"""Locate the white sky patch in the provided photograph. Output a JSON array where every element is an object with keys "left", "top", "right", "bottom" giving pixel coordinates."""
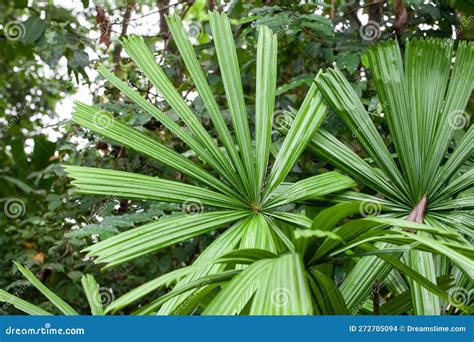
[
  {"left": 359, "top": 13, "right": 369, "bottom": 25},
  {"left": 48, "top": 0, "right": 171, "bottom": 144}
]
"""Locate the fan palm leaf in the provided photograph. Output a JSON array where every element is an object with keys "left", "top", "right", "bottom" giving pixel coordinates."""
[
  {"left": 2, "top": 209, "right": 470, "bottom": 315},
  {"left": 305, "top": 38, "right": 473, "bottom": 315},
  {"left": 64, "top": 12, "right": 355, "bottom": 313}
]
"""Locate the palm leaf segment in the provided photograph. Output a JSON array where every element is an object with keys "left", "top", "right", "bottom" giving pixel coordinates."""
[
  {"left": 97, "top": 213, "right": 469, "bottom": 315},
  {"left": 65, "top": 12, "right": 355, "bottom": 312},
  {"left": 2, "top": 214, "right": 470, "bottom": 315},
  {"left": 307, "top": 38, "right": 473, "bottom": 314},
  {"left": 0, "top": 263, "right": 104, "bottom": 316}
]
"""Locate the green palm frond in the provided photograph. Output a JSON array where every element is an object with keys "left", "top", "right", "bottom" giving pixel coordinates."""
[
  {"left": 0, "top": 263, "right": 107, "bottom": 316},
  {"left": 63, "top": 12, "right": 354, "bottom": 314},
  {"left": 2, "top": 207, "right": 470, "bottom": 315},
  {"left": 307, "top": 38, "right": 473, "bottom": 315},
  {"left": 13, "top": 262, "right": 78, "bottom": 315},
  {"left": 150, "top": 211, "right": 470, "bottom": 315},
  {"left": 4, "top": 13, "right": 471, "bottom": 317}
]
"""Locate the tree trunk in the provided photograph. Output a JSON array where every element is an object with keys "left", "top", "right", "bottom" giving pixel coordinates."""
[{"left": 113, "top": 1, "right": 134, "bottom": 74}]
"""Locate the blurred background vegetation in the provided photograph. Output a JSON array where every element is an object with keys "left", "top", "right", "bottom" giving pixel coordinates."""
[{"left": 1, "top": 0, "right": 473, "bottom": 314}]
